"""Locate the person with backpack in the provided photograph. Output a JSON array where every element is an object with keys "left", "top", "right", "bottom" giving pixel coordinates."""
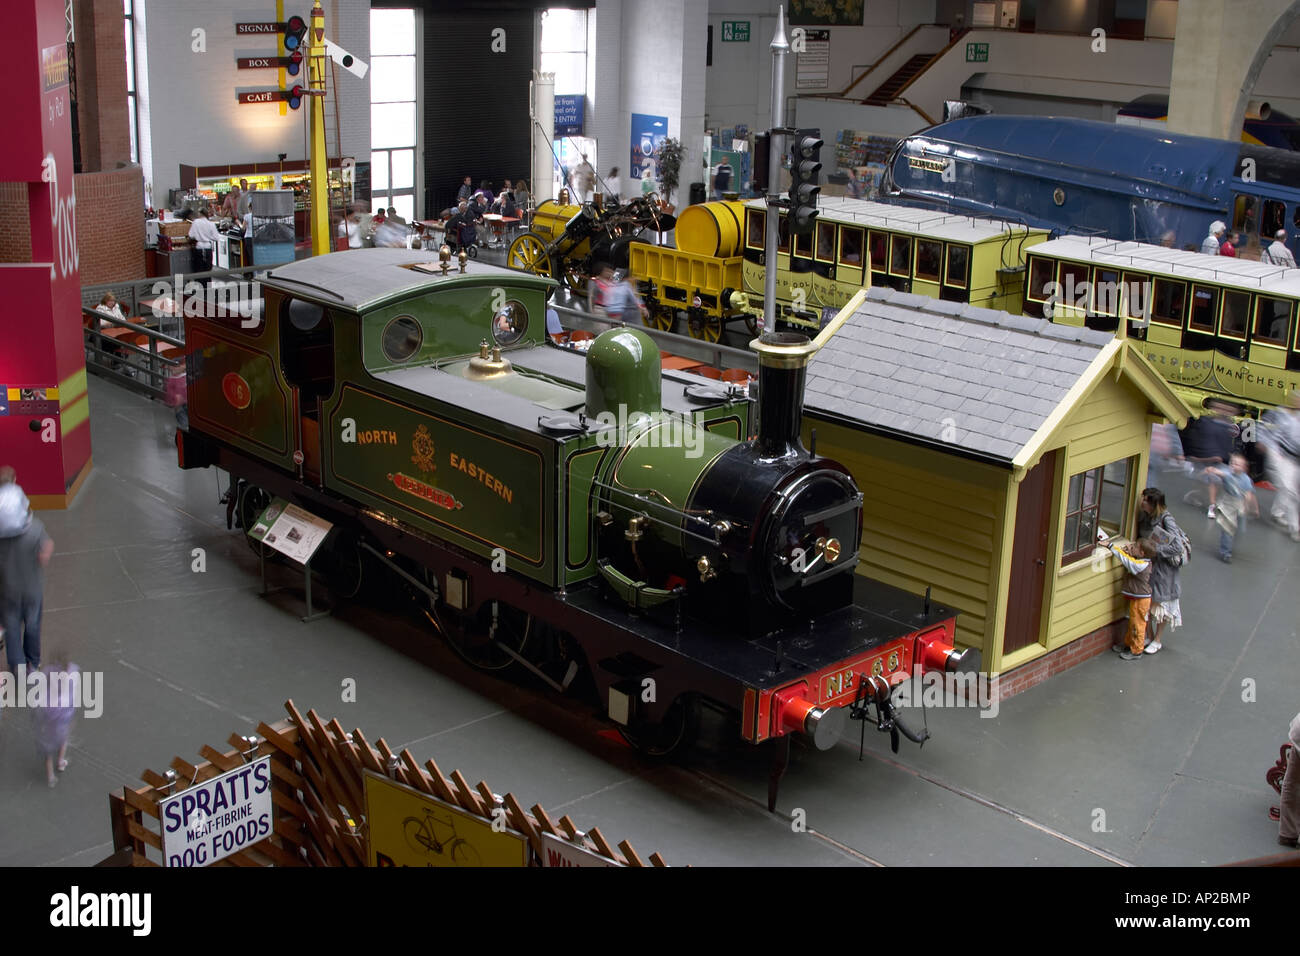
[{"left": 1136, "top": 487, "right": 1189, "bottom": 655}]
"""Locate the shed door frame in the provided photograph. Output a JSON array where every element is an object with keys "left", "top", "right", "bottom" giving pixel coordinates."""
[{"left": 1002, "top": 449, "right": 1058, "bottom": 656}]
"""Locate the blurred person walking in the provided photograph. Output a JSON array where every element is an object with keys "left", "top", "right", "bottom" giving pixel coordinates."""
[
  {"left": 1180, "top": 401, "right": 1238, "bottom": 518},
  {"left": 1205, "top": 453, "right": 1258, "bottom": 562},
  {"left": 0, "top": 467, "right": 54, "bottom": 672},
  {"left": 32, "top": 654, "right": 80, "bottom": 788},
  {"left": 1260, "top": 391, "right": 1300, "bottom": 541}
]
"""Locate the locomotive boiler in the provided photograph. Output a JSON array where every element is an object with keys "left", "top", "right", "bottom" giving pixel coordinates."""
[{"left": 175, "top": 248, "right": 977, "bottom": 808}]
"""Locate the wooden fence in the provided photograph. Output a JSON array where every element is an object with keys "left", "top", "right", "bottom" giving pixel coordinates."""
[{"left": 109, "top": 699, "right": 667, "bottom": 867}]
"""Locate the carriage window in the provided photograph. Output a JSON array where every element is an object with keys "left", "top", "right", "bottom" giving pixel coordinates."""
[
  {"left": 1189, "top": 285, "right": 1218, "bottom": 332},
  {"left": 915, "top": 240, "right": 942, "bottom": 282},
  {"left": 945, "top": 244, "right": 970, "bottom": 288},
  {"left": 1219, "top": 290, "right": 1250, "bottom": 338},
  {"left": 866, "top": 230, "right": 886, "bottom": 270},
  {"left": 746, "top": 208, "right": 765, "bottom": 249},
  {"left": 1123, "top": 272, "right": 1149, "bottom": 321},
  {"left": 1092, "top": 267, "right": 1121, "bottom": 315},
  {"left": 1262, "top": 200, "right": 1287, "bottom": 238},
  {"left": 816, "top": 222, "right": 836, "bottom": 262},
  {"left": 1151, "top": 278, "right": 1186, "bottom": 326},
  {"left": 1026, "top": 256, "right": 1052, "bottom": 300},
  {"left": 777, "top": 213, "right": 790, "bottom": 253},
  {"left": 1254, "top": 295, "right": 1293, "bottom": 345},
  {"left": 839, "top": 227, "right": 863, "bottom": 266},
  {"left": 794, "top": 230, "right": 813, "bottom": 258},
  {"left": 1058, "top": 261, "right": 1090, "bottom": 310},
  {"left": 381, "top": 314, "right": 423, "bottom": 363},
  {"left": 889, "top": 235, "right": 912, "bottom": 276}
]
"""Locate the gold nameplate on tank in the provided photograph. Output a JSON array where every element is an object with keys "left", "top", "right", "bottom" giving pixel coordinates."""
[{"left": 464, "top": 340, "right": 514, "bottom": 381}]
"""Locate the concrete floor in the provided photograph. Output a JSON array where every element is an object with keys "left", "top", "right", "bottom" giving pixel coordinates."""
[{"left": 1, "top": 374, "right": 1297, "bottom": 868}]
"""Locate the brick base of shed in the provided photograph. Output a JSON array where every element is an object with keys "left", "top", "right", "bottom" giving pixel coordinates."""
[{"left": 993, "top": 621, "right": 1126, "bottom": 703}]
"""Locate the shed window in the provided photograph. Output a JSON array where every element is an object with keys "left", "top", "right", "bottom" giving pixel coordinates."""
[
  {"left": 1254, "top": 295, "right": 1292, "bottom": 345},
  {"left": 1062, "top": 457, "right": 1133, "bottom": 565}
]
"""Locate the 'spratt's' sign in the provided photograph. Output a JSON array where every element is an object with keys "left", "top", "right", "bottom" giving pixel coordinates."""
[{"left": 159, "top": 756, "right": 273, "bottom": 867}]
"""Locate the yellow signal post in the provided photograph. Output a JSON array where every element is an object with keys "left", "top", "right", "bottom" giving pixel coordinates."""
[{"left": 308, "top": 2, "right": 330, "bottom": 256}]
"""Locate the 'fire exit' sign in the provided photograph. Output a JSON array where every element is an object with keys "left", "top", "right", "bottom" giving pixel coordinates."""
[
  {"left": 966, "top": 42, "right": 989, "bottom": 62},
  {"left": 721, "top": 21, "right": 750, "bottom": 42}
]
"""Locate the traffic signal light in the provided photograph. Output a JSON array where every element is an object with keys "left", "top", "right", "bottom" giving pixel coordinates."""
[
  {"left": 751, "top": 132, "right": 770, "bottom": 193},
  {"left": 282, "top": 15, "right": 307, "bottom": 52},
  {"left": 789, "top": 130, "right": 823, "bottom": 234},
  {"left": 285, "top": 85, "right": 304, "bottom": 110}
]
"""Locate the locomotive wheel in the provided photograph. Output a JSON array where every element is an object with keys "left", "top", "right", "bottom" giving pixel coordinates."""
[
  {"left": 686, "top": 308, "right": 723, "bottom": 343},
  {"left": 439, "top": 599, "right": 533, "bottom": 672},
  {"left": 237, "top": 483, "right": 273, "bottom": 554},
  {"left": 564, "top": 266, "right": 589, "bottom": 298},
  {"left": 506, "top": 232, "right": 552, "bottom": 276},
  {"left": 615, "top": 695, "right": 700, "bottom": 758},
  {"left": 320, "top": 532, "right": 364, "bottom": 600}
]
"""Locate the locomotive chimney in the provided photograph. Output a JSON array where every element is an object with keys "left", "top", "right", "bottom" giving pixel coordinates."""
[{"left": 749, "top": 288, "right": 868, "bottom": 460}]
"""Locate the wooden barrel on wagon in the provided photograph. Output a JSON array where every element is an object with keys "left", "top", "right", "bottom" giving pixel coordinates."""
[{"left": 674, "top": 201, "right": 746, "bottom": 257}]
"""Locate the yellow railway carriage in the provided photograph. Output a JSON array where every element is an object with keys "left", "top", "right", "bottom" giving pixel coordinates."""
[
  {"left": 738, "top": 198, "right": 1046, "bottom": 331},
  {"left": 1022, "top": 236, "right": 1300, "bottom": 416}
]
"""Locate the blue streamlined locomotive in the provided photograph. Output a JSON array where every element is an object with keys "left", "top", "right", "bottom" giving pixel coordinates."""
[{"left": 885, "top": 115, "right": 1300, "bottom": 260}]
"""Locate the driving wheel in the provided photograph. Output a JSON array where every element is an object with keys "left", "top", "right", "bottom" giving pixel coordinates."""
[
  {"left": 439, "top": 599, "right": 533, "bottom": 672},
  {"left": 686, "top": 307, "right": 723, "bottom": 342},
  {"left": 506, "top": 232, "right": 552, "bottom": 276}
]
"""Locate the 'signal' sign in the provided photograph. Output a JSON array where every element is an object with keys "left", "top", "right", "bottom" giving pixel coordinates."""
[
  {"left": 238, "top": 91, "right": 280, "bottom": 104},
  {"left": 236, "top": 22, "right": 280, "bottom": 34}
]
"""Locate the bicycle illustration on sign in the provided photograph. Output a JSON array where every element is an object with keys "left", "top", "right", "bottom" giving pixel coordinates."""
[{"left": 402, "top": 807, "right": 482, "bottom": 866}]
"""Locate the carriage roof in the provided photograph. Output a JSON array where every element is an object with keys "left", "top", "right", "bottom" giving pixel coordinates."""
[
  {"left": 1028, "top": 235, "right": 1300, "bottom": 296},
  {"left": 261, "top": 248, "right": 553, "bottom": 311},
  {"left": 744, "top": 196, "right": 1039, "bottom": 243}
]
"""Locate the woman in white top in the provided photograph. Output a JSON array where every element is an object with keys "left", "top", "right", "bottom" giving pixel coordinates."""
[
  {"left": 605, "top": 168, "right": 621, "bottom": 204},
  {"left": 95, "top": 293, "right": 126, "bottom": 324},
  {"left": 337, "top": 213, "right": 364, "bottom": 249}
]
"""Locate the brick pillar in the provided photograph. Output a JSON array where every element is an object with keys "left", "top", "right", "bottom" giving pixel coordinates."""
[{"left": 72, "top": 0, "right": 132, "bottom": 172}]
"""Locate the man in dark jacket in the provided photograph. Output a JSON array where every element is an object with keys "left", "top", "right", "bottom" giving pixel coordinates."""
[{"left": 1180, "top": 401, "right": 1238, "bottom": 518}]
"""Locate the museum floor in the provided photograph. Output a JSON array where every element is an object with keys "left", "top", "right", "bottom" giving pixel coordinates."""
[{"left": 2, "top": 375, "right": 1297, "bottom": 867}]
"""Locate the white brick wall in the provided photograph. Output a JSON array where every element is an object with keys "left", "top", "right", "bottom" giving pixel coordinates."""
[
  {"left": 588, "top": 0, "right": 708, "bottom": 209},
  {"left": 139, "top": 0, "right": 371, "bottom": 200}
]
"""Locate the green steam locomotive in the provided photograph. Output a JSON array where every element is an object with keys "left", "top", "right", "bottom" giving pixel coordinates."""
[{"left": 176, "top": 248, "right": 975, "bottom": 808}]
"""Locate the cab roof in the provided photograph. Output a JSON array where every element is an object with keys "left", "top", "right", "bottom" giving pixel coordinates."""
[{"left": 261, "top": 248, "right": 554, "bottom": 311}]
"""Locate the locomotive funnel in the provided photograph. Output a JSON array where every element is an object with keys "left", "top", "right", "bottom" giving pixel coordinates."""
[{"left": 749, "top": 288, "right": 868, "bottom": 459}]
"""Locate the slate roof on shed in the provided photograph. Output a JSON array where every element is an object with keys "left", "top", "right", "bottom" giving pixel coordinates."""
[{"left": 803, "top": 287, "right": 1116, "bottom": 463}]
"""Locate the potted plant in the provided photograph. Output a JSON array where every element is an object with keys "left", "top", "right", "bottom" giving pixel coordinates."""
[{"left": 655, "top": 137, "right": 685, "bottom": 211}]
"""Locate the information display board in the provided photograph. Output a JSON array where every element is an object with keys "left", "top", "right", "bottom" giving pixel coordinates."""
[{"left": 247, "top": 497, "right": 332, "bottom": 565}]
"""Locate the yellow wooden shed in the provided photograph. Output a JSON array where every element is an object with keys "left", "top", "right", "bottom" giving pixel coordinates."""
[{"left": 801, "top": 288, "right": 1192, "bottom": 691}]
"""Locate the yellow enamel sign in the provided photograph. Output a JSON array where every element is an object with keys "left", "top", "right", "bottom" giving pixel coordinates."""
[{"left": 363, "top": 771, "right": 528, "bottom": 868}]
